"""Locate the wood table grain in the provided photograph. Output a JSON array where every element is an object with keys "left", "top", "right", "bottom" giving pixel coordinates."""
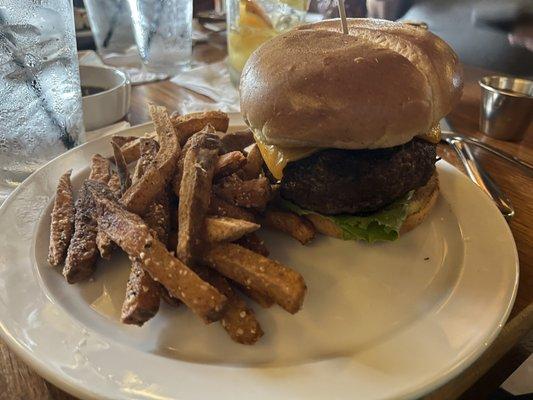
[{"left": 1, "top": 47, "right": 531, "bottom": 399}]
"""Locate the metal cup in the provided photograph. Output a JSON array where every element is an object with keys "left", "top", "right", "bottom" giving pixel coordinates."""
[{"left": 479, "top": 76, "right": 533, "bottom": 141}]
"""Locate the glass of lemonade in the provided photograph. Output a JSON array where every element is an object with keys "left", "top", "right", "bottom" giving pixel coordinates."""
[{"left": 227, "top": 0, "right": 309, "bottom": 85}]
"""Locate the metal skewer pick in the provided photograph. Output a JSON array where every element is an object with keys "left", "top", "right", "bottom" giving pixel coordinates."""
[{"left": 337, "top": 0, "right": 349, "bottom": 34}]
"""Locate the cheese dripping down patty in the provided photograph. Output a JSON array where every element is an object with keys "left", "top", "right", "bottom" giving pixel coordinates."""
[{"left": 254, "top": 125, "right": 441, "bottom": 180}]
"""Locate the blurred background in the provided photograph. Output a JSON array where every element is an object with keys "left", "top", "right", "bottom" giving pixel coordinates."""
[{"left": 73, "top": 0, "right": 533, "bottom": 77}]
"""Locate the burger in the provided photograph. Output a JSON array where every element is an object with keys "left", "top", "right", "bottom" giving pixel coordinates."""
[{"left": 239, "top": 18, "right": 463, "bottom": 242}]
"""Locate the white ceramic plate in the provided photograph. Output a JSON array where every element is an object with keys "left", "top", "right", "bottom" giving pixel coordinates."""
[{"left": 0, "top": 122, "right": 518, "bottom": 400}]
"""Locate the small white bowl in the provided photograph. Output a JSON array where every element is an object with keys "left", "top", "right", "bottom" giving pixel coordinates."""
[{"left": 80, "top": 65, "right": 131, "bottom": 131}]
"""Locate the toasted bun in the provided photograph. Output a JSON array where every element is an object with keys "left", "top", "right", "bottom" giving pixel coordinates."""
[
  {"left": 240, "top": 19, "right": 463, "bottom": 149},
  {"left": 304, "top": 172, "right": 439, "bottom": 239}
]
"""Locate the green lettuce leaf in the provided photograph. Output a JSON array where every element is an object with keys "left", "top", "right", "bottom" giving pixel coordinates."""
[{"left": 280, "top": 191, "right": 413, "bottom": 243}]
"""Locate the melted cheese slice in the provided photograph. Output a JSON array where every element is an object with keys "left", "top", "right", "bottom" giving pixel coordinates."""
[
  {"left": 254, "top": 139, "right": 317, "bottom": 180},
  {"left": 417, "top": 124, "right": 441, "bottom": 144},
  {"left": 255, "top": 124, "right": 441, "bottom": 180}
]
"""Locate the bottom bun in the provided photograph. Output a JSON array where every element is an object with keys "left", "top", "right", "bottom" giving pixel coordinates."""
[{"left": 305, "top": 172, "right": 440, "bottom": 240}]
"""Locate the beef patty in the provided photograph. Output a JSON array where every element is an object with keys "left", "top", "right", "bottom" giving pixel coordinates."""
[{"left": 280, "top": 138, "right": 437, "bottom": 215}]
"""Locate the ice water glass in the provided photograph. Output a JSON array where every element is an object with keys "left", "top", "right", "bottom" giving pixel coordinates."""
[
  {"left": 84, "top": 0, "right": 137, "bottom": 59},
  {"left": 0, "top": 0, "right": 84, "bottom": 202},
  {"left": 128, "top": 0, "right": 193, "bottom": 75}
]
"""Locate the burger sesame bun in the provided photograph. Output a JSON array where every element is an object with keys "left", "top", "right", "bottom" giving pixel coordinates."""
[
  {"left": 304, "top": 172, "right": 439, "bottom": 239},
  {"left": 239, "top": 19, "right": 463, "bottom": 149}
]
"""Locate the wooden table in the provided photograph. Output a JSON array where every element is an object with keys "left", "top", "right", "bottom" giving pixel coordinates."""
[{"left": 1, "top": 47, "right": 531, "bottom": 399}]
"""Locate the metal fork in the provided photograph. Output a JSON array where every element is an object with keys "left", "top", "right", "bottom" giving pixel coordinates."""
[
  {"left": 440, "top": 121, "right": 515, "bottom": 220},
  {"left": 441, "top": 131, "right": 533, "bottom": 175}
]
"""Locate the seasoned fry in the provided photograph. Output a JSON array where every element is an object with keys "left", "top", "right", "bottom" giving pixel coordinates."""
[
  {"left": 161, "top": 286, "right": 181, "bottom": 307},
  {"left": 234, "top": 229, "right": 277, "bottom": 310},
  {"left": 107, "top": 173, "right": 121, "bottom": 198},
  {"left": 205, "top": 216, "right": 260, "bottom": 243},
  {"left": 90, "top": 188, "right": 227, "bottom": 323},
  {"left": 202, "top": 243, "right": 306, "bottom": 314},
  {"left": 132, "top": 138, "right": 159, "bottom": 183},
  {"left": 122, "top": 258, "right": 161, "bottom": 326},
  {"left": 236, "top": 284, "right": 274, "bottom": 309},
  {"left": 88, "top": 154, "right": 111, "bottom": 184},
  {"left": 118, "top": 132, "right": 157, "bottom": 164},
  {"left": 64, "top": 184, "right": 98, "bottom": 283},
  {"left": 63, "top": 181, "right": 115, "bottom": 283},
  {"left": 196, "top": 266, "right": 263, "bottom": 344},
  {"left": 215, "top": 129, "right": 255, "bottom": 153},
  {"left": 121, "top": 105, "right": 180, "bottom": 216},
  {"left": 48, "top": 104, "right": 312, "bottom": 343},
  {"left": 263, "top": 209, "right": 316, "bottom": 245},
  {"left": 235, "top": 232, "right": 269, "bottom": 257},
  {"left": 177, "top": 133, "right": 220, "bottom": 264},
  {"left": 171, "top": 110, "right": 229, "bottom": 145},
  {"left": 110, "top": 135, "right": 138, "bottom": 148},
  {"left": 214, "top": 174, "right": 271, "bottom": 210},
  {"left": 208, "top": 195, "right": 257, "bottom": 222},
  {"left": 64, "top": 155, "right": 118, "bottom": 281},
  {"left": 97, "top": 145, "right": 131, "bottom": 260},
  {"left": 122, "top": 194, "right": 171, "bottom": 325},
  {"left": 172, "top": 125, "right": 219, "bottom": 197},
  {"left": 242, "top": 144, "right": 263, "bottom": 179},
  {"left": 96, "top": 230, "right": 114, "bottom": 260},
  {"left": 111, "top": 140, "right": 131, "bottom": 194},
  {"left": 122, "top": 167, "right": 171, "bottom": 325},
  {"left": 144, "top": 195, "right": 171, "bottom": 244},
  {"left": 48, "top": 170, "right": 75, "bottom": 267},
  {"left": 96, "top": 171, "right": 123, "bottom": 259},
  {"left": 214, "top": 151, "right": 246, "bottom": 178}
]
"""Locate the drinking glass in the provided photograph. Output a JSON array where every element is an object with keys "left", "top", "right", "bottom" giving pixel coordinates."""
[
  {"left": 0, "top": 0, "right": 84, "bottom": 202},
  {"left": 128, "top": 0, "right": 193, "bottom": 75},
  {"left": 85, "top": 0, "right": 137, "bottom": 59},
  {"left": 227, "top": 0, "right": 309, "bottom": 85}
]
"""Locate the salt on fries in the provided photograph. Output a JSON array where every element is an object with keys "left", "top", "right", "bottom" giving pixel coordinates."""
[{"left": 47, "top": 105, "right": 315, "bottom": 344}]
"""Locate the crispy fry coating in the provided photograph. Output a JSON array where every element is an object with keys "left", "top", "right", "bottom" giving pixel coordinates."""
[
  {"left": 107, "top": 173, "right": 121, "bottom": 198},
  {"left": 121, "top": 105, "right": 180, "bottom": 216},
  {"left": 214, "top": 175, "right": 271, "bottom": 210},
  {"left": 63, "top": 181, "right": 115, "bottom": 283},
  {"left": 235, "top": 232, "right": 269, "bottom": 257},
  {"left": 111, "top": 140, "right": 131, "bottom": 194},
  {"left": 118, "top": 132, "right": 158, "bottom": 164},
  {"left": 89, "top": 187, "right": 227, "bottom": 323},
  {"left": 195, "top": 266, "right": 263, "bottom": 344},
  {"left": 214, "top": 151, "right": 246, "bottom": 178},
  {"left": 242, "top": 144, "right": 264, "bottom": 179},
  {"left": 132, "top": 138, "right": 159, "bottom": 184},
  {"left": 215, "top": 129, "right": 254, "bottom": 153},
  {"left": 88, "top": 154, "right": 111, "bottom": 184},
  {"left": 48, "top": 170, "right": 75, "bottom": 267},
  {"left": 171, "top": 110, "right": 229, "bottom": 145},
  {"left": 202, "top": 243, "right": 306, "bottom": 314},
  {"left": 204, "top": 216, "right": 260, "bottom": 243},
  {"left": 177, "top": 133, "right": 220, "bottom": 264},
  {"left": 208, "top": 195, "right": 257, "bottom": 222},
  {"left": 263, "top": 209, "right": 316, "bottom": 245}
]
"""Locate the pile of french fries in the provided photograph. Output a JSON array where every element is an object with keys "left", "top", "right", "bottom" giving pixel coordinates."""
[{"left": 47, "top": 105, "right": 316, "bottom": 345}]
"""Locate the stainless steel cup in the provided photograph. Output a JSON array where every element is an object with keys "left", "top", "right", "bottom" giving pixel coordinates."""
[{"left": 479, "top": 76, "right": 533, "bottom": 141}]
